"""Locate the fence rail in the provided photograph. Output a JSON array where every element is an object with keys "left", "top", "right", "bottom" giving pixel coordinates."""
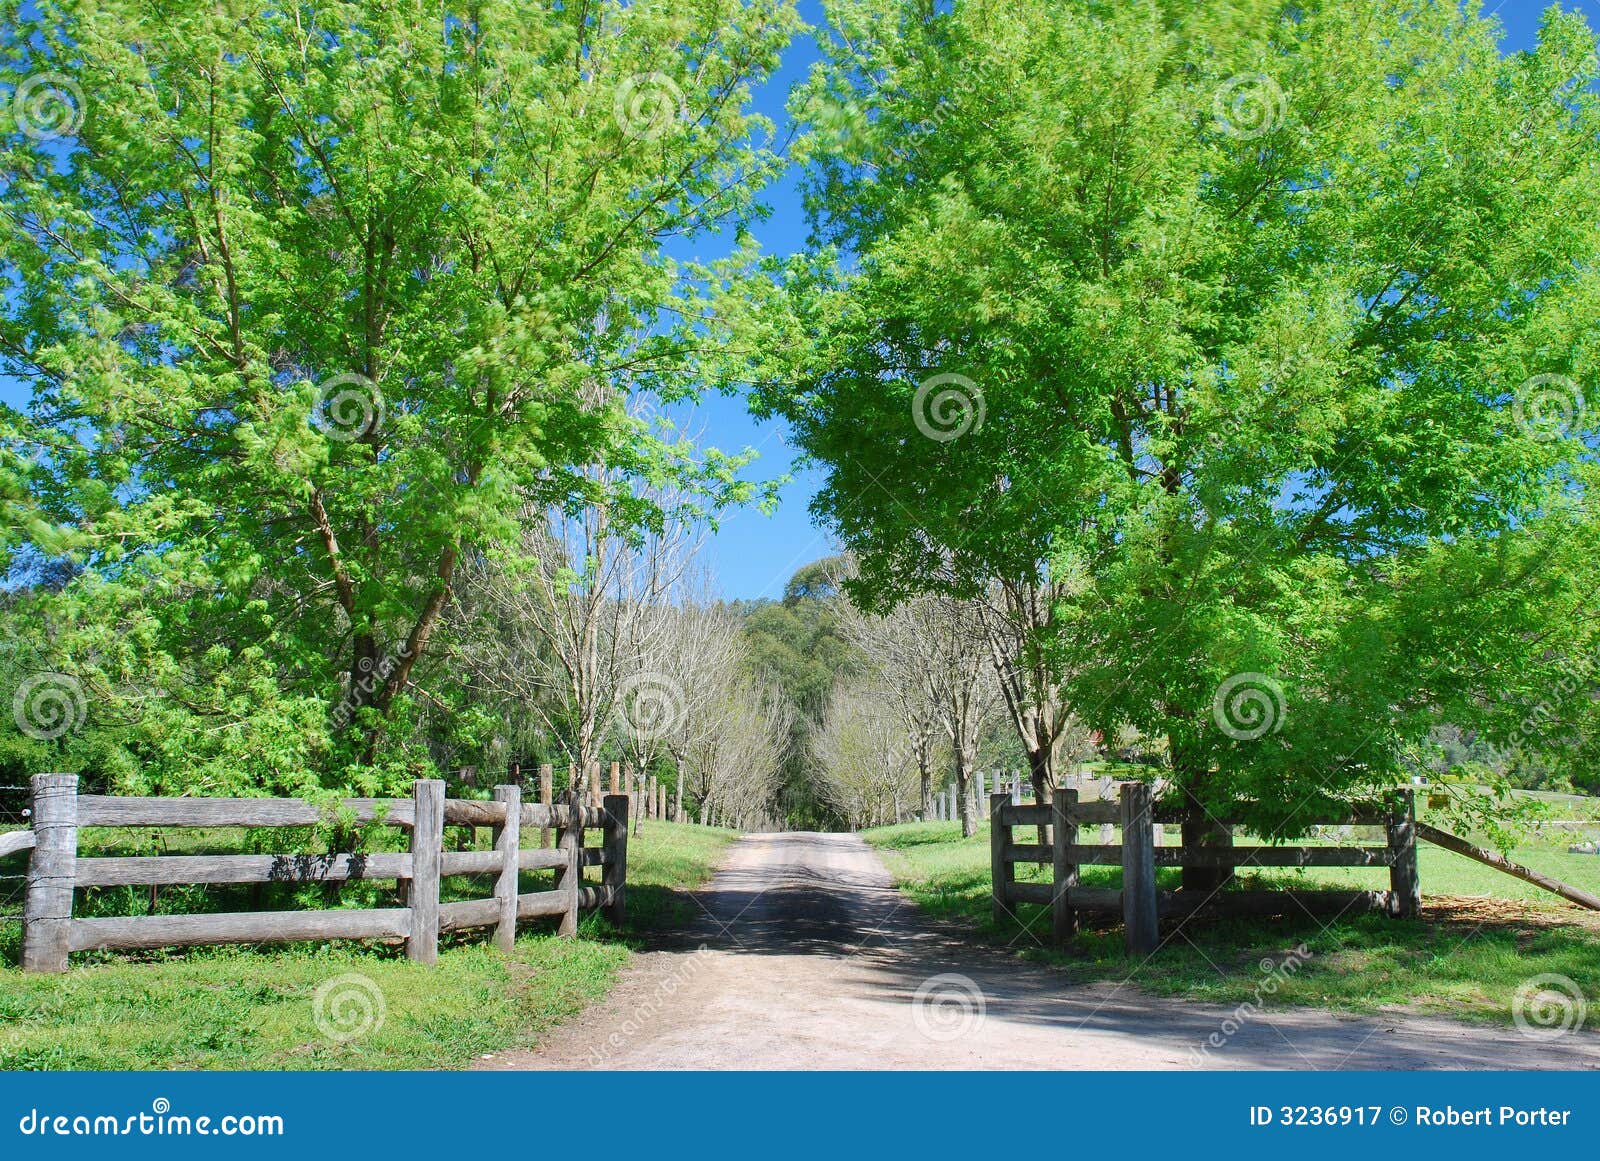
[
  {"left": 5, "top": 773, "right": 629, "bottom": 973},
  {"left": 991, "top": 784, "right": 1419, "bottom": 953}
]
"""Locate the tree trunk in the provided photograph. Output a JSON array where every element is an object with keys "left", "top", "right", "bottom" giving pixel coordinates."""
[
  {"left": 1028, "top": 743, "right": 1053, "bottom": 846},
  {"left": 1175, "top": 756, "right": 1233, "bottom": 894},
  {"left": 955, "top": 746, "right": 979, "bottom": 838}
]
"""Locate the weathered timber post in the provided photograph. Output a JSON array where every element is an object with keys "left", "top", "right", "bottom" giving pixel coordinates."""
[
  {"left": 539, "top": 763, "right": 554, "bottom": 848},
  {"left": 555, "top": 789, "right": 581, "bottom": 937},
  {"left": 608, "top": 761, "right": 620, "bottom": 796},
  {"left": 22, "top": 772, "right": 78, "bottom": 973},
  {"left": 656, "top": 781, "right": 666, "bottom": 822},
  {"left": 1051, "top": 788, "right": 1078, "bottom": 943},
  {"left": 602, "top": 793, "right": 629, "bottom": 926},
  {"left": 990, "top": 793, "right": 1013, "bottom": 927},
  {"left": 492, "top": 783, "right": 521, "bottom": 953},
  {"left": 1387, "top": 788, "right": 1420, "bottom": 919},
  {"left": 407, "top": 779, "right": 445, "bottom": 965},
  {"left": 1120, "top": 782, "right": 1159, "bottom": 955},
  {"left": 977, "top": 772, "right": 988, "bottom": 819}
]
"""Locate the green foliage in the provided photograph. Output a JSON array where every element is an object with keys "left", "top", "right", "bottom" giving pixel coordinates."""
[
  {"left": 0, "top": 0, "right": 799, "bottom": 793},
  {"left": 755, "top": 0, "right": 1600, "bottom": 828}
]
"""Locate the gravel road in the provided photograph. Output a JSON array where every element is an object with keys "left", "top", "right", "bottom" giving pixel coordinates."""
[{"left": 474, "top": 831, "right": 1600, "bottom": 1071}]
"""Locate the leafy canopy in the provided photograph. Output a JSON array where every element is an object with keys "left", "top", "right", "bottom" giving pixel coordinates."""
[
  {"left": 1, "top": 0, "right": 799, "bottom": 791},
  {"left": 754, "top": 0, "right": 1600, "bottom": 828}
]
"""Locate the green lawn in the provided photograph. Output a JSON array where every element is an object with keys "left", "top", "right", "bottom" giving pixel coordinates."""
[
  {"left": 862, "top": 820, "right": 1600, "bottom": 1025},
  {"left": 0, "top": 820, "right": 735, "bottom": 1070}
]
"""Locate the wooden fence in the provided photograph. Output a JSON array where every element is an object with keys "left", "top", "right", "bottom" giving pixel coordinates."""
[
  {"left": 8, "top": 772, "right": 628, "bottom": 973},
  {"left": 991, "top": 784, "right": 1419, "bottom": 954}
]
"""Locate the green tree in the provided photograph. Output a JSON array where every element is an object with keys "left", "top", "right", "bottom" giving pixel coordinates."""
[
  {"left": 1, "top": 0, "right": 797, "bottom": 789},
  {"left": 755, "top": 0, "right": 1600, "bottom": 851}
]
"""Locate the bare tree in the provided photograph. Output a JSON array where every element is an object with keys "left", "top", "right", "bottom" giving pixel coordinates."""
[
  {"left": 841, "top": 589, "right": 997, "bottom": 837},
  {"left": 461, "top": 456, "right": 702, "bottom": 774},
  {"left": 810, "top": 678, "right": 924, "bottom": 829},
  {"left": 922, "top": 595, "right": 1000, "bottom": 837},
  {"left": 679, "top": 672, "right": 791, "bottom": 829},
  {"left": 838, "top": 597, "right": 941, "bottom": 818},
  {"left": 621, "top": 586, "right": 742, "bottom": 824}
]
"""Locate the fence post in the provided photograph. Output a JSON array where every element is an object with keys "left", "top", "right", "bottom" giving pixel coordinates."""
[
  {"left": 538, "top": 763, "right": 553, "bottom": 848},
  {"left": 1388, "top": 789, "right": 1420, "bottom": 919},
  {"left": 1121, "top": 782, "right": 1159, "bottom": 955},
  {"left": 977, "top": 771, "right": 988, "bottom": 818},
  {"left": 990, "top": 793, "right": 1013, "bottom": 926},
  {"left": 1052, "top": 788, "right": 1078, "bottom": 943},
  {"left": 602, "top": 793, "right": 629, "bottom": 926},
  {"left": 608, "top": 761, "right": 620, "bottom": 797},
  {"left": 406, "top": 779, "right": 444, "bottom": 965},
  {"left": 492, "top": 783, "right": 521, "bottom": 953},
  {"left": 555, "top": 789, "right": 581, "bottom": 937},
  {"left": 21, "top": 772, "right": 78, "bottom": 974}
]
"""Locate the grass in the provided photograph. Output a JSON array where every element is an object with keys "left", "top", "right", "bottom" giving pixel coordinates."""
[
  {"left": 0, "top": 820, "right": 735, "bottom": 1070},
  {"left": 862, "top": 820, "right": 1600, "bottom": 1025}
]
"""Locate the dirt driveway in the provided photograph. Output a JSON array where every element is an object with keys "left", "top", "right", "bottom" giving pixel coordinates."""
[{"left": 475, "top": 832, "right": 1600, "bottom": 1070}]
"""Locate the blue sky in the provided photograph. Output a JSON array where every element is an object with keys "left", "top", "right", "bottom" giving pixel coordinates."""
[{"left": 3, "top": 1, "right": 1592, "bottom": 599}]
